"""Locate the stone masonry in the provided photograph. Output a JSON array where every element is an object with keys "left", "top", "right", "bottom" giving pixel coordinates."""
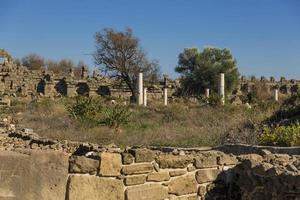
[
  {"left": 0, "top": 49, "right": 299, "bottom": 104},
  {"left": 0, "top": 120, "right": 300, "bottom": 200}
]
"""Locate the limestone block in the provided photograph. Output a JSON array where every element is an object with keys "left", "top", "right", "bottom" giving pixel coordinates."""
[
  {"left": 194, "top": 153, "right": 218, "bottom": 169},
  {"left": 67, "top": 175, "right": 124, "bottom": 200},
  {"left": 238, "top": 154, "right": 263, "bottom": 163},
  {"left": 195, "top": 168, "right": 221, "bottom": 184},
  {"left": 168, "top": 174, "right": 198, "bottom": 195},
  {"left": 217, "top": 154, "right": 239, "bottom": 165},
  {"left": 130, "top": 148, "right": 155, "bottom": 163},
  {"left": 124, "top": 175, "right": 147, "bottom": 186},
  {"left": 147, "top": 171, "right": 170, "bottom": 182},
  {"left": 69, "top": 155, "right": 99, "bottom": 174},
  {"left": 178, "top": 195, "right": 198, "bottom": 200},
  {"left": 198, "top": 185, "right": 207, "bottom": 196},
  {"left": 126, "top": 184, "right": 168, "bottom": 200},
  {"left": 122, "top": 152, "right": 134, "bottom": 164},
  {"left": 156, "top": 154, "right": 194, "bottom": 169},
  {"left": 169, "top": 195, "right": 198, "bottom": 200},
  {"left": 99, "top": 152, "right": 122, "bottom": 176},
  {"left": 0, "top": 150, "right": 69, "bottom": 200},
  {"left": 122, "top": 163, "right": 153, "bottom": 175},
  {"left": 169, "top": 169, "right": 187, "bottom": 177}
]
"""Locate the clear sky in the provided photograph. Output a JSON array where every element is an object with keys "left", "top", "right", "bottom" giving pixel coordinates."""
[{"left": 1, "top": 0, "right": 300, "bottom": 79}]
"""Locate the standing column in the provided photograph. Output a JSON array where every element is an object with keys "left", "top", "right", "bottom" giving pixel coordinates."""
[
  {"left": 163, "top": 87, "right": 168, "bottom": 106},
  {"left": 138, "top": 73, "right": 143, "bottom": 105},
  {"left": 274, "top": 88, "right": 279, "bottom": 102},
  {"left": 143, "top": 88, "right": 147, "bottom": 106},
  {"left": 205, "top": 88, "right": 210, "bottom": 98},
  {"left": 219, "top": 73, "right": 225, "bottom": 105}
]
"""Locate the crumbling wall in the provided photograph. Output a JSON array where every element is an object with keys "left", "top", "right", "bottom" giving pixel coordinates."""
[
  {"left": 1, "top": 50, "right": 299, "bottom": 102},
  {"left": 232, "top": 152, "right": 300, "bottom": 199},
  {"left": 1, "top": 125, "right": 300, "bottom": 200}
]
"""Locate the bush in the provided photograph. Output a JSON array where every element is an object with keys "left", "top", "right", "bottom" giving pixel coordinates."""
[
  {"left": 66, "top": 96, "right": 101, "bottom": 122},
  {"left": 246, "top": 81, "right": 273, "bottom": 103},
  {"left": 101, "top": 105, "right": 132, "bottom": 131},
  {"left": 266, "top": 92, "right": 300, "bottom": 124},
  {"left": 259, "top": 122, "right": 300, "bottom": 146}
]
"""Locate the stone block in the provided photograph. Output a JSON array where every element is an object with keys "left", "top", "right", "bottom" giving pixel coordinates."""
[
  {"left": 194, "top": 153, "right": 218, "bottom": 169},
  {"left": 147, "top": 171, "right": 170, "bottom": 182},
  {"left": 178, "top": 195, "right": 198, "bottom": 200},
  {"left": 67, "top": 175, "right": 124, "bottom": 200},
  {"left": 122, "top": 163, "right": 153, "bottom": 175},
  {"left": 99, "top": 152, "right": 122, "bottom": 176},
  {"left": 169, "top": 195, "right": 198, "bottom": 200},
  {"left": 238, "top": 154, "right": 263, "bottom": 163},
  {"left": 217, "top": 154, "right": 238, "bottom": 165},
  {"left": 124, "top": 175, "right": 147, "bottom": 186},
  {"left": 168, "top": 174, "right": 198, "bottom": 195},
  {"left": 198, "top": 185, "right": 206, "bottom": 196},
  {"left": 122, "top": 152, "right": 134, "bottom": 164},
  {"left": 0, "top": 150, "right": 69, "bottom": 200},
  {"left": 126, "top": 184, "right": 168, "bottom": 200},
  {"left": 156, "top": 154, "right": 193, "bottom": 169},
  {"left": 195, "top": 168, "right": 220, "bottom": 184},
  {"left": 169, "top": 169, "right": 187, "bottom": 177},
  {"left": 130, "top": 148, "right": 155, "bottom": 163},
  {"left": 69, "top": 155, "right": 99, "bottom": 174}
]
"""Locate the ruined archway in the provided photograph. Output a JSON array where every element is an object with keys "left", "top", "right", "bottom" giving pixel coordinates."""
[
  {"left": 96, "top": 86, "right": 111, "bottom": 96},
  {"left": 76, "top": 82, "right": 89, "bottom": 96},
  {"left": 37, "top": 79, "right": 45, "bottom": 94},
  {"left": 55, "top": 78, "right": 68, "bottom": 96}
]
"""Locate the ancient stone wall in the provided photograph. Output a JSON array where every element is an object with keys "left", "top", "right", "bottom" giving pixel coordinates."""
[
  {"left": 1, "top": 50, "right": 299, "bottom": 103},
  {"left": 1, "top": 123, "right": 300, "bottom": 200}
]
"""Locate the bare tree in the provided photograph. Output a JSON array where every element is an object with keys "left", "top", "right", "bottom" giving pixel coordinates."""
[
  {"left": 93, "top": 28, "right": 160, "bottom": 98},
  {"left": 47, "top": 59, "right": 78, "bottom": 76},
  {"left": 58, "top": 59, "right": 75, "bottom": 74},
  {"left": 22, "top": 54, "right": 44, "bottom": 70},
  {"left": 46, "top": 60, "right": 59, "bottom": 73}
]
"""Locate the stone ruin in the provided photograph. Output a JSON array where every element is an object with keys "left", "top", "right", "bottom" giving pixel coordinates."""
[
  {"left": 0, "top": 117, "right": 300, "bottom": 200},
  {"left": 0, "top": 49, "right": 178, "bottom": 102},
  {"left": 239, "top": 75, "right": 300, "bottom": 95},
  {"left": 0, "top": 49, "right": 299, "bottom": 105}
]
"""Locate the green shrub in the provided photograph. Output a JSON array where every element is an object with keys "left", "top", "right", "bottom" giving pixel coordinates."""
[
  {"left": 259, "top": 122, "right": 300, "bottom": 146},
  {"left": 66, "top": 96, "right": 100, "bottom": 121},
  {"left": 101, "top": 105, "right": 132, "bottom": 131},
  {"left": 207, "top": 94, "right": 223, "bottom": 106}
]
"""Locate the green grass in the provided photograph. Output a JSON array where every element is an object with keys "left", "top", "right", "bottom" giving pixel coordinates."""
[{"left": 9, "top": 96, "right": 279, "bottom": 147}]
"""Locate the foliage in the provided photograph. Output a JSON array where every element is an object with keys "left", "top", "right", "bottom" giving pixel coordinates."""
[
  {"left": 66, "top": 96, "right": 101, "bottom": 122},
  {"left": 101, "top": 105, "right": 132, "bottom": 131},
  {"left": 259, "top": 122, "right": 300, "bottom": 147},
  {"left": 267, "top": 92, "right": 300, "bottom": 124},
  {"left": 207, "top": 94, "right": 224, "bottom": 107},
  {"left": 245, "top": 80, "right": 273, "bottom": 103},
  {"left": 175, "top": 47, "right": 239, "bottom": 95},
  {"left": 93, "top": 28, "right": 161, "bottom": 98},
  {"left": 13, "top": 98, "right": 279, "bottom": 147}
]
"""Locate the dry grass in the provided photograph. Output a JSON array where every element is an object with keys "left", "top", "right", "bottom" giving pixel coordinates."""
[{"left": 8, "top": 97, "right": 279, "bottom": 147}]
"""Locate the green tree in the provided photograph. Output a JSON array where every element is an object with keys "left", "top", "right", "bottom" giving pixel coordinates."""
[
  {"left": 93, "top": 28, "right": 160, "bottom": 99},
  {"left": 175, "top": 47, "right": 240, "bottom": 95}
]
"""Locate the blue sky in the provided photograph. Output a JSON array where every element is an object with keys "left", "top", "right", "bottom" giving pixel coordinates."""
[{"left": 1, "top": 0, "right": 300, "bottom": 79}]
